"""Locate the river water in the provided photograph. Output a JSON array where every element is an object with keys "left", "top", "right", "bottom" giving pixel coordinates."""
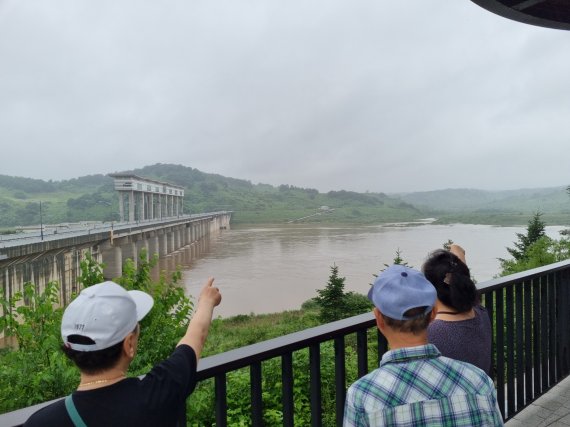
[{"left": 175, "top": 222, "right": 566, "bottom": 318}]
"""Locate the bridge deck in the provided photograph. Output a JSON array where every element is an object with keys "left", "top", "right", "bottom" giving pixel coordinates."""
[{"left": 506, "top": 375, "right": 570, "bottom": 426}]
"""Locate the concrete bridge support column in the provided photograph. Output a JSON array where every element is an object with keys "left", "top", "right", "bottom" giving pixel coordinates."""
[
  {"left": 173, "top": 229, "right": 180, "bottom": 251},
  {"left": 185, "top": 225, "right": 191, "bottom": 245},
  {"left": 177, "top": 228, "right": 182, "bottom": 248},
  {"left": 148, "top": 235, "right": 159, "bottom": 258},
  {"left": 138, "top": 239, "right": 149, "bottom": 262},
  {"left": 159, "top": 233, "right": 168, "bottom": 256},
  {"left": 122, "top": 241, "right": 138, "bottom": 269},
  {"left": 176, "top": 227, "right": 183, "bottom": 248},
  {"left": 102, "top": 245, "right": 123, "bottom": 280},
  {"left": 168, "top": 232, "right": 175, "bottom": 254}
]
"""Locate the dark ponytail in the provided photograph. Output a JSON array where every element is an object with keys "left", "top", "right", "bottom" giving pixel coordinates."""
[{"left": 422, "top": 249, "right": 478, "bottom": 313}]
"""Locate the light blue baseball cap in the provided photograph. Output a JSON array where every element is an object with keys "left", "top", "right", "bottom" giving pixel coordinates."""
[{"left": 368, "top": 265, "right": 436, "bottom": 320}]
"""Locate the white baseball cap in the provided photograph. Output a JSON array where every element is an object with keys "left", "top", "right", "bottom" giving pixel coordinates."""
[{"left": 61, "top": 281, "right": 154, "bottom": 351}]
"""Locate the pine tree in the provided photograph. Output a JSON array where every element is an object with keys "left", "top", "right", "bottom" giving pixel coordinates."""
[
  {"left": 506, "top": 212, "right": 545, "bottom": 261},
  {"left": 315, "top": 264, "right": 347, "bottom": 323}
]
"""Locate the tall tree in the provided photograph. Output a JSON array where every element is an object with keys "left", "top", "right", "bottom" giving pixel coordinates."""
[
  {"left": 315, "top": 264, "right": 348, "bottom": 323},
  {"left": 500, "top": 236, "right": 570, "bottom": 276},
  {"left": 506, "top": 211, "right": 545, "bottom": 261}
]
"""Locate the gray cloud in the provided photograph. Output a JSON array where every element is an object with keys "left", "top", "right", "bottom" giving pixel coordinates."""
[{"left": 1, "top": 0, "right": 569, "bottom": 192}]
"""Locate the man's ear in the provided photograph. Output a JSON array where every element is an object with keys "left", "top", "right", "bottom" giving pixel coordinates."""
[
  {"left": 373, "top": 307, "right": 385, "bottom": 330},
  {"left": 123, "top": 332, "right": 137, "bottom": 359},
  {"left": 429, "top": 306, "right": 437, "bottom": 323}
]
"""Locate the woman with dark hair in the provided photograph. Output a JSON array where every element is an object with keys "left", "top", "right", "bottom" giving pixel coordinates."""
[{"left": 422, "top": 244, "right": 492, "bottom": 375}]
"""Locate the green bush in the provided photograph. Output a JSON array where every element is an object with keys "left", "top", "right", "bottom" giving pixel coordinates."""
[
  {"left": 0, "top": 281, "right": 76, "bottom": 412},
  {"left": 0, "top": 251, "right": 193, "bottom": 412}
]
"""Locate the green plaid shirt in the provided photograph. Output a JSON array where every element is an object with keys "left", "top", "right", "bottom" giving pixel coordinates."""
[{"left": 344, "top": 344, "right": 503, "bottom": 426}]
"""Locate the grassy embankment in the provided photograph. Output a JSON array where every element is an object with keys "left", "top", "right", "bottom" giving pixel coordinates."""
[{"left": 201, "top": 306, "right": 322, "bottom": 357}]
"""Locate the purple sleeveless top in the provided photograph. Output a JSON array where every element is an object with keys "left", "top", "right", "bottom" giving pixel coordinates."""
[{"left": 427, "top": 305, "right": 492, "bottom": 375}]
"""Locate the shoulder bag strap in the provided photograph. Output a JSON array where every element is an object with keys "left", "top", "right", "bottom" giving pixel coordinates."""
[{"left": 64, "top": 395, "right": 88, "bottom": 427}]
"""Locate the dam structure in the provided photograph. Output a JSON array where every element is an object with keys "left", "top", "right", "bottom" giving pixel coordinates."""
[{"left": 0, "top": 174, "right": 231, "bottom": 307}]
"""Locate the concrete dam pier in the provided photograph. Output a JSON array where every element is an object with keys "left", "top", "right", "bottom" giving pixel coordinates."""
[{"left": 0, "top": 212, "right": 232, "bottom": 308}]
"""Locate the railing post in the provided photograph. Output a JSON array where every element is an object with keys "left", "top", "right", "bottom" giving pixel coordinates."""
[
  {"left": 251, "top": 362, "right": 263, "bottom": 426},
  {"left": 483, "top": 291, "right": 495, "bottom": 382},
  {"left": 282, "top": 352, "right": 294, "bottom": 427},
  {"left": 555, "top": 269, "right": 570, "bottom": 379},
  {"left": 215, "top": 373, "right": 227, "bottom": 427},
  {"left": 506, "top": 286, "right": 515, "bottom": 418},
  {"left": 310, "top": 343, "right": 322, "bottom": 427},
  {"left": 377, "top": 328, "right": 388, "bottom": 366},
  {"left": 515, "top": 282, "right": 524, "bottom": 411},
  {"left": 523, "top": 280, "right": 533, "bottom": 405},
  {"left": 541, "top": 274, "right": 549, "bottom": 392},
  {"left": 496, "top": 288, "right": 506, "bottom": 419},
  {"left": 548, "top": 273, "right": 557, "bottom": 386},
  {"left": 357, "top": 330, "right": 368, "bottom": 378},
  {"left": 334, "top": 336, "right": 346, "bottom": 427},
  {"left": 532, "top": 277, "right": 541, "bottom": 398}
]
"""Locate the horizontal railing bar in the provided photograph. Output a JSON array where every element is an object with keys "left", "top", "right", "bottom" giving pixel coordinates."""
[
  {"left": 477, "top": 259, "right": 570, "bottom": 293},
  {"left": 197, "top": 312, "right": 375, "bottom": 380}
]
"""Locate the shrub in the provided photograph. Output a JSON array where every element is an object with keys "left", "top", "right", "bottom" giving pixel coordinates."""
[{"left": 0, "top": 251, "right": 193, "bottom": 412}]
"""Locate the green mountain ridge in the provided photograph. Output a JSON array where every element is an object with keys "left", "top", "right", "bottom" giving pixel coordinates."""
[
  {"left": 397, "top": 187, "right": 569, "bottom": 213},
  {"left": 0, "top": 164, "right": 568, "bottom": 228},
  {"left": 0, "top": 164, "right": 420, "bottom": 228}
]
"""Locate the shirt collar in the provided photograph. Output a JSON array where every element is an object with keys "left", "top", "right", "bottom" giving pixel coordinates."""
[{"left": 380, "top": 343, "right": 441, "bottom": 367}]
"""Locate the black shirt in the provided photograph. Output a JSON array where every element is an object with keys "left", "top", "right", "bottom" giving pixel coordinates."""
[{"left": 24, "top": 344, "right": 197, "bottom": 427}]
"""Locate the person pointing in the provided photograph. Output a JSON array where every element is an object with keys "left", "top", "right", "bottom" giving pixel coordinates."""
[{"left": 25, "top": 277, "right": 221, "bottom": 427}]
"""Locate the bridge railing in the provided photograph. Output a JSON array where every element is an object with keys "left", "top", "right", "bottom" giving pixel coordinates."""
[
  {"left": 3, "top": 259, "right": 570, "bottom": 426},
  {"left": 0, "top": 211, "right": 232, "bottom": 247}
]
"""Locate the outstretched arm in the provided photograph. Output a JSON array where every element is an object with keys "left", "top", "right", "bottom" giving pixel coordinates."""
[
  {"left": 177, "top": 277, "right": 222, "bottom": 360},
  {"left": 449, "top": 244, "right": 467, "bottom": 265}
]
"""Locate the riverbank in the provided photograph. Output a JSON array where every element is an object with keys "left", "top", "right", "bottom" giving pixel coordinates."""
[
  {"left": 233, "top": 213, "right": 570, "bottom": 228},
  {"left": 202, "top": 306, "right": 322, "bottom": 357}
]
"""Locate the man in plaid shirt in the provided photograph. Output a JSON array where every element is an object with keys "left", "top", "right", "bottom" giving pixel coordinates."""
[{"left": 344, "top": 265, "right": 503, "bottom": 426}]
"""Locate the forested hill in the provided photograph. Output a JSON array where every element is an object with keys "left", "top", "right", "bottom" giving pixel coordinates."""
[
  {"left": 0, "top": 164, "right": 421, "bottom": 227},
  {"left": 0, "top": 164, "right": 568, "bottom": 228},
  {"left": 396, "top": 187, "right": 570, "bottom": 225}
]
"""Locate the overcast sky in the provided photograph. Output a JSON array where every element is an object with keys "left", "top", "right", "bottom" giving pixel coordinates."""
[{"left": 0, "top": 0, "right": 569, "bottom": 193}]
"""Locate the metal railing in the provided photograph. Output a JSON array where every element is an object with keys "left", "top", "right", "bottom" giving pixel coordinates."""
[
  {"left": 479, "top": 259, "right": 570, "bottom": 420},
  {"left": 3, "top": 259, "right": 570, "bottom": 426}
]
